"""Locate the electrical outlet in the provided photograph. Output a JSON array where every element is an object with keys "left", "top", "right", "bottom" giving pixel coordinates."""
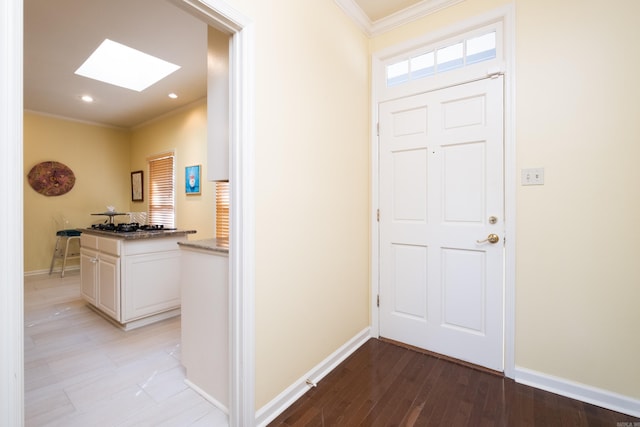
[{"left": 521, "top": 168, "right": 544, "bottom": 185}]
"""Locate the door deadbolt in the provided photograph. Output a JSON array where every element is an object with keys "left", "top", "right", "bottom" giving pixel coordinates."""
[
  {"left": 488, "top": 216, "right": 498, "bottom": 224},
  {"left": 477, "top": 234, "right": 500, "bottom": 244}
]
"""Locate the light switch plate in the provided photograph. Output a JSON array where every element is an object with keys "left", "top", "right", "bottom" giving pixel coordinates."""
[{"left": 521, "top": 168, "right": 544, "bottom": 185}]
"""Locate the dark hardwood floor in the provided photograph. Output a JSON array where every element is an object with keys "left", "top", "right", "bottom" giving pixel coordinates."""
[{"left": 269, "top": 339, "right": 639, "bottom": 426}]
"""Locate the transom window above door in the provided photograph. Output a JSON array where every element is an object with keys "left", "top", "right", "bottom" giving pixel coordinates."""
[{"left": 386, "top": 30, "right": 497, "bottom": 87}]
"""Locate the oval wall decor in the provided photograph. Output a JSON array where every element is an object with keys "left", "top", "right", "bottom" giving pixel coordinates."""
[{"left": 27, "top": 161, "right": 76, "bottom": 196}]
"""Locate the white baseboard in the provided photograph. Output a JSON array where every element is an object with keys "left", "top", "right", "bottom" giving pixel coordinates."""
[
  {"left": 24, "top": 266, "right": 80, "bottom": 277},
  {"left": 184, "top": 379, "right": 229, "bottom": 415},
  {"left": 515, "top": 366, "right": 640, "bottom": 418},
  {"left": 255, "top": 327, "right": 372, "bottom": 427}
]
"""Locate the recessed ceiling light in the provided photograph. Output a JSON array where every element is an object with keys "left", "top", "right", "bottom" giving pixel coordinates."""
[
  {"left": 168, "top": 93, "right": 178, "bottom": 99},
  {"left": 74, "top": 39, "right": 181, "bottom": 92},
  {"left": 80, "top": 95, "right": 94, "bottom": 103}
]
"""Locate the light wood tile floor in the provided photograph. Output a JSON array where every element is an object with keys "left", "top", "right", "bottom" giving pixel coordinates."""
[{"left": 24, "top": 270, "right": 228, "bottom": 427}]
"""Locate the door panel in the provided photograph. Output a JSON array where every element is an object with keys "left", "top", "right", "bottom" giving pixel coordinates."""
[
  {"left": 442, "top": 94, "right": 485, "bottom": 129},
  {"left": 392, "top": 149, "right": 427, "bottom": 222},
  {"left": 97, "top": 253, "right": 120, "bottom": 320},
  {"left": 442, "top": 248, "right": 485, "bottom": 332},
  {"left": 80, "top": 249, "right": 97, "bottom": 304},
  {"left": 392, "top": 244, "right": 428, "bottom": 320},
  {"left": 393, "top": 106, "right": 427, "bottom": 136},
  {"left": 379, "top": 77, "right": 504, "bottom": 371},
  {"left": 442, "top": 141, "right": 485, "bottom": 222}
]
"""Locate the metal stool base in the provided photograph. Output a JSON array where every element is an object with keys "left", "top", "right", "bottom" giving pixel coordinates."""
[{"left": 49, "top": 232, "right": 81, "bottom": 278}]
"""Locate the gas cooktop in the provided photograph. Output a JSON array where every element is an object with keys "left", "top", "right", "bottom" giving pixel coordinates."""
[{"left": 90, "top": 223, "right": 170, "bottom": 233}]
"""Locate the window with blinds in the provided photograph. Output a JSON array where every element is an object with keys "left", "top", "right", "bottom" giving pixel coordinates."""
[
  {"left": 148, "top": 152, "right": 175, "bottom": 228},
  {"left": 216, "top": 182, "right": 229, "bottom": 239}
]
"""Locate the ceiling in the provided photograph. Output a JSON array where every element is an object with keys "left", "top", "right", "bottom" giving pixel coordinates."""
[
  {"left": 354, "top": 0, "right": 423, "bottom": 22},
  {"left": 24, "top": 0, "right": 418, "bottom": 129},
  {"left": 24, "top": 0, "right": 208, "bottom": 129}
]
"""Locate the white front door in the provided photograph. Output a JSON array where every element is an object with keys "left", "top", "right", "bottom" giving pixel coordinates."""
[{"left": 378, "top": 76, "right": 504, "bottom": 371}]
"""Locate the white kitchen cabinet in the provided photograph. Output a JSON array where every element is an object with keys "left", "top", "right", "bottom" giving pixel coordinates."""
[
  {"left": 80, "top": 234, "right": 122, "bottom": 321},
  {"left": 122, "top": 239, "right": 182, "bottom": 322},
  {"left": 97, "top": 252, "right": 120, "bottom": 320},
  {"left": 179, "top": 239, "right": 229, "bottom": 412},
  {"left": 80, "top": 231, "right": 190, "bottom": 330},
  {"left": 80, "top": 248, "right": 97, "bottom": 305}
]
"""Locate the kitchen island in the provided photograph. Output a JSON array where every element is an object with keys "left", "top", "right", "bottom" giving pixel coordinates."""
[
  {"left": 80, "top": 228, "right": 196, "bottom": 330},
  {"left": 178, "top": 238, "right": 229, "bottom": 412}
]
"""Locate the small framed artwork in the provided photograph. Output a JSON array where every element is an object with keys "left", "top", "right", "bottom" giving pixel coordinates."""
[
  {"left": 185, "top": 165, "right": 201, "bottom": 195},
  {"left": 131, "top": 170, "right": 143, "bottom": 201}
]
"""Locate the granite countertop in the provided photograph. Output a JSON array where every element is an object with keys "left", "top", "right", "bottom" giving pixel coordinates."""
[
  {"left": 81, "top": 228, "right": 197, "bottom": 240},
  {"left": 178, "top": 238, "right": 229, "bottom": 255}
]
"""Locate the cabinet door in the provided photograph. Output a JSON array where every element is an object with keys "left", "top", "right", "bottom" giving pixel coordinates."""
[
  {"left": 80, "top": 249, "right": 98, "bottom": 304},
  {"left": 122, "top": 250, "right": 181, "bottom": 321},
  {"left": 97, "top": 253, "right": 120, "bottom": 320}
]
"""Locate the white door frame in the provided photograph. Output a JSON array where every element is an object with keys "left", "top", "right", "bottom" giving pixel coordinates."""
[
  {"left": 370, "top": 4, "right": 516, "bottom": 378},
  {"left": 1, "top": 0, "right": 25, "bottom": 425},
  {"left": 167, "top": 3, "right": 255, "bottom": 424},
  {"left": 1, "top": 0, "right": 256, "bottom": 425}
]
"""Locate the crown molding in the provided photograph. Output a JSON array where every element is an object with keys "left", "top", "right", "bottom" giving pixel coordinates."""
[
  {"left": 335, "top": 0, "right": 465, "bottom": 37},
  {"left": 334, "top": 0, "right": 371, "bottom": 35}
]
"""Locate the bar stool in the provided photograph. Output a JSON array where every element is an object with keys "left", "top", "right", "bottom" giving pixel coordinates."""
[{"left": 49, "top": 229, "right": 82, "bottom": 278}]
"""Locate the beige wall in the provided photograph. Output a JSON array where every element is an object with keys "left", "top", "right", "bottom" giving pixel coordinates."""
[
  {"left": 514, "top": 0, "right": 640, "bottom": 399},
  {"left": 372, "top": 0, "right": 640, "bottom": 400},
  {"left": 130, "top": 100, "right": 214, "bottom": 239},
  {"left": 24, "top": 100, "right": 213, "bottom": 273},
  {"left": 24, "top": 112, "right": 131, "bottom": 272},
  {"left": 221, "top": 0, "right": 371, "bottom": 409}
]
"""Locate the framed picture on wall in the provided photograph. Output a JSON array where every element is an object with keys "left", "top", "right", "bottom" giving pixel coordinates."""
[
  {"left": 131, "top": 170, "right": 143, "bottom": 201},
  {"left": 185, "top": 165, "right": 201, "bottom": 195}
]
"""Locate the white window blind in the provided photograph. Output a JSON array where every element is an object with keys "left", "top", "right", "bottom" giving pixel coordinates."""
[
  {"left": 148, "top": 152, "right": 175, "bottom": 228},
  {"left": 216, "top": 181, "right": 229, "bottom": 239}
]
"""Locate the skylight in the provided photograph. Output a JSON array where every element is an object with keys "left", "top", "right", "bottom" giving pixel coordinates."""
[{"left": 75, "top": 39, "right": 181, "bottom": 92}]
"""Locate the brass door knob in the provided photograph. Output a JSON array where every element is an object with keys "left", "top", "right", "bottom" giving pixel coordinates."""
[{"left": 477, "top": 234, "right": 499, "bottom": 244}]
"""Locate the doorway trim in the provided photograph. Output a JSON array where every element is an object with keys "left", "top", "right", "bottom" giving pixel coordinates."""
[
  {"left": 1, "top": 0, "right": 25, "bottom": 424},
  {"left": 370, "top": 4, "right": 516, "bottom": 378},
  {"left": 168, "top": 0, "right": 256, "bottom": 425}
]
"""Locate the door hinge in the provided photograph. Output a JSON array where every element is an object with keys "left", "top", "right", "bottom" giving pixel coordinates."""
[
  {"left": 377, "top": 294, "right": 380, "bottom": 307},
  {"left": 376, "top": 122, "right": 380, "bottom": 137},
  {"left": 376, "top": 209, "right": 380, "bottom": 222}
]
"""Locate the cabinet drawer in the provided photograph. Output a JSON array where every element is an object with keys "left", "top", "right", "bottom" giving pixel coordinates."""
[
  {"left": 80, "top": 234, "right": 98, "bottom": 250},
  {"left": 98, "top": 237, "right": 121, "bottom": 256},
  {"left": 123, "top": 237, "right": 182, "bottom": 255}
]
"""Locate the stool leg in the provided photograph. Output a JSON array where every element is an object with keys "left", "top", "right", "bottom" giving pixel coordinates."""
[
  {"left": 61, "top": 237, "right": 72, "bottom": 278},
  {"left": 49, "top": 236, "right": 62, "bottom": 275}
]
